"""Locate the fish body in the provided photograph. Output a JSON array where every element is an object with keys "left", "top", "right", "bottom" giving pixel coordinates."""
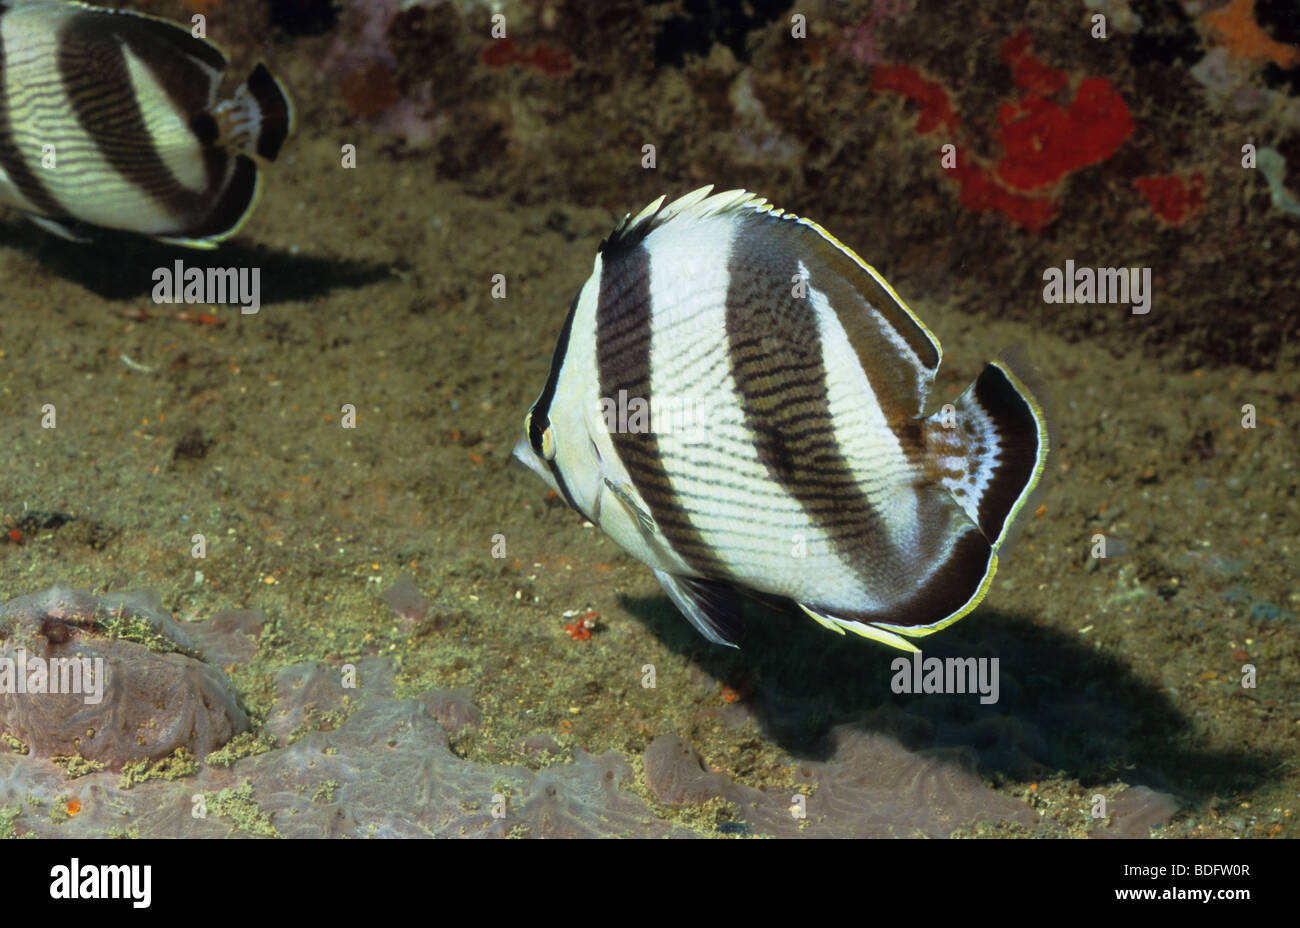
[
  {"left": 516, "top": 187, "right": 1050, "bottom": 651},
  {"left": 0, "top": 0, "right": 292, "bottom": 247}
]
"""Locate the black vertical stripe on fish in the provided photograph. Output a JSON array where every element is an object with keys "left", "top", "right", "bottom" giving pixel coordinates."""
[
  {"left": 529, "top": 294, "right": 579, "bottom": 449},
  {"left": 0, "top": 27, "right": 69, "bottom": 219},
  {"left": 57, "top": 16, "right": 226, "bottom": 220},
  {"left": 595, "top": 242, "right": 729, "bottom": 576},
  {"left": 528, "top": 293, "right": 584, "bottom": 516},
  {"left": 189, "top": 111, "right": 218, "bottom": 145},
  {"left": 784, "top": 220, "right": 939, "bottom": 437},
  {"left": 723, "top": 220, "right": 899, "bottom": 575}
]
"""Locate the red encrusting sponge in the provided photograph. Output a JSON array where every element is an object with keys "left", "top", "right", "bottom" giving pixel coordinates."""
[
  {"left": 1134, "top": 173, "right": 1207, "bottom": 224},
  {"left": 871, "top": 32, "right": 1136, "bottom": 232}
]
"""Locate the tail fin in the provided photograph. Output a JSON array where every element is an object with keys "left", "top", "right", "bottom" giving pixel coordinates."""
[
  {"left": 211, "top": 62, "right": 294, "bottom": 161},
  {"left": 924, "top": 354, "right": 1050, "bottom": 548}
]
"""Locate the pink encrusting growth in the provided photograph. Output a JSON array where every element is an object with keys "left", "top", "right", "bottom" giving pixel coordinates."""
[
  {"left": 837, "top": 0, "right": 911, "bottom": 66},
  {"left": 870, "top": 32, "right": 1136, "bottom": 231}
]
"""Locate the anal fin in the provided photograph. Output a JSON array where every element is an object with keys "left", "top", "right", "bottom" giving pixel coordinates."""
[
  {"left": 153, "top": 235, "right": 219, "bottom": 250},
  {"left": 653, "top": 570, "right": 745, "bottom": 648},
  {"left": 798, "top": 604, "right": 921, "bottom": 653}
]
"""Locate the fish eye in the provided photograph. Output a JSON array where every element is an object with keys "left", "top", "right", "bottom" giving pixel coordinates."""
[{"left": 526, "top": 408, "right": 556, "bottom": 461}]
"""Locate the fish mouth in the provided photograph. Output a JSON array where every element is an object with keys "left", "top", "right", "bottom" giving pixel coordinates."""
[
  {"left": 511, "top": 434, "right": 534, "bottom": 468},
  {"left": 513, "top": 435, "right": 555, "bottom": 488}
]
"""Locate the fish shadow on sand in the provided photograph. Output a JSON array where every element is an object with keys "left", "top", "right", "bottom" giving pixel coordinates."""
[
  {"left": 0, "top": 222, "right": 397, "bottom": 304},
  {"left": 618, "top": 594, "right": 1277, "bottom": 808}
]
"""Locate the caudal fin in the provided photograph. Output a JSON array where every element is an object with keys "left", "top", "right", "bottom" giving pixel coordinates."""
[
  {"left": 925, "top": 354, "right": 1050, "bottom": 548},
  {"left": 211, "top": 62, "right": 294, "bottom": 161}
]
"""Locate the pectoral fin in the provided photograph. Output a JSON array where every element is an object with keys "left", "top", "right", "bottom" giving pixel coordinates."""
[
  {"left": 603, "top": 477, "right": 657, "bottom": 534},
  {"left": 653, "top": 570, "right": 745, "bottom": 648}
]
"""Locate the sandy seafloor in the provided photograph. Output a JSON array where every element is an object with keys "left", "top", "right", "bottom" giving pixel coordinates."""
[{"left": 0, "top": 0, "right": 1296, "bottom": 837}]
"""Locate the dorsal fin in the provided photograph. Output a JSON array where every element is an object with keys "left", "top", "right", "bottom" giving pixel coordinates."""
[
  {"left": 598, "top": 188, "right": 942, "bottom": 406},
  {"left": 598, "top": 186, "right": 767, "bottom": 258}
]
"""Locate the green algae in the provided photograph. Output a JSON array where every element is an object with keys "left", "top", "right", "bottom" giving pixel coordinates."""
[
  {"left": 312, "top": 779, "right": 339, "bottom": 803},
  {"left": 48, "top": 795, "right": 70, "bottom": 824},
  {"left": 674, "top": 797, "right": 744, "bottom": 834},
  {"left": 51, "top": 754, "right": 104, "bottom": 779},
  {"left": 96, "top": 603, "right": 201, "bottom": 659},
  {"left": 0, "top": 805, "right": 23, "bottom": 839},
  {"left": 205, "top": 729, "right": 277, "bottom": 768},
  {"left": 118, "top": 747, "right": 198, "bottom": 789},
  {"left": 1, "top": 733, "right": 29, "bottom": 755},
  {"left": 286, "top": 699, "right": 355, "bottom": 745},
  {"left": 205, "top": 780, "right": 280, "bottom": 838}
]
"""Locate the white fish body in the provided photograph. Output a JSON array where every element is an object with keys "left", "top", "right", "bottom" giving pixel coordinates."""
[
  {"left": 516, "top": 187, "right": 1051, "bottom": 652},
  {"left": 0, "top": 0, "right": 292, "bottom": 247}
]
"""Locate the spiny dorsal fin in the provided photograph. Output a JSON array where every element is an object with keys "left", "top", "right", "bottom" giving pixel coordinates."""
[{"left": 598, "top": 186, "right": 774, "bottom": 258}]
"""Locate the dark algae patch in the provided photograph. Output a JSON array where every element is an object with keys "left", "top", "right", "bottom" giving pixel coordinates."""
[{"left": 0, "top": 0, "right": 1294, "bottom": 838}]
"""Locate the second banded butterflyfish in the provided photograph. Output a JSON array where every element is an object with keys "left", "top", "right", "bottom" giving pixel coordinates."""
[{"left": 0, "top": 0, "right": 293, "bottom": 248}]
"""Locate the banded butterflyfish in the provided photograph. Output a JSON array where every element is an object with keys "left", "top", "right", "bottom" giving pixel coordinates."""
[
  {"left": 0, "top": 0, "right": 293, "bottom": 248},
  {"left": 515, "top": 187, "right": 1051, "bottom": 652}
]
